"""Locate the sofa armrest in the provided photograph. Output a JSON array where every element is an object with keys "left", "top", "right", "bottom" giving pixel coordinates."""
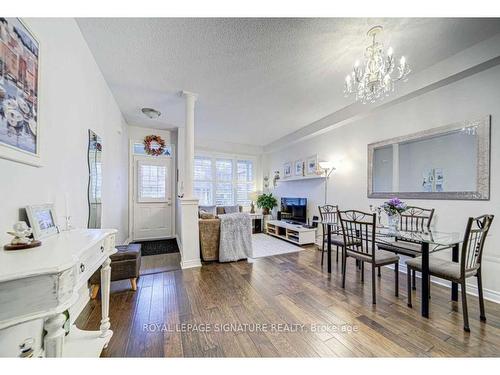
[{"left": 199, "top": 219, "right": 220, "bottom": 261}]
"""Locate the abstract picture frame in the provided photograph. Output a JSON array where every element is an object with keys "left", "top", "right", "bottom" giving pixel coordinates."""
[
  {"left": 294, "top": 159, "right": 304, "bottom": 176},
  {"left": 283, "top": 161, "right": 292, "bottom": 178},
  {"left": 0, "top": 18, "right": 41, "bottom": 167},
  {"left": 306, "top": 155, "right": 318, "bottom": 175},
  {"left": 25, "top": 203, "right": 59, "bottom": 240}
]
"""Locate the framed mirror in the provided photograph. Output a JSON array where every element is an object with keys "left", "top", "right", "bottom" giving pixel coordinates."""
[
  {"left": 88, "top": 130, "right": 102, "bottom": 228},
  {"left": 368, "top": 116, "right": 490, "bottom": 200}
]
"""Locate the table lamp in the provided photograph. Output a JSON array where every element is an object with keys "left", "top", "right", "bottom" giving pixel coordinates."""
[{"left": 247, "top": 191, "right": 261, "bottom": 213}]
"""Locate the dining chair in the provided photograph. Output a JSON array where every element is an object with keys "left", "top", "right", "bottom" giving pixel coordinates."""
[
  {"left": 406, "top": 214, "right": 494, "bottom": 331},
  {"left": 318, "top": 205, "right": 343, "bottom": 265},
  {"left": 338, "top": 210, "right": 400, "bottom": 304},
  {"left": 378, "top": 206, "right": 435, "bottom": 287}
]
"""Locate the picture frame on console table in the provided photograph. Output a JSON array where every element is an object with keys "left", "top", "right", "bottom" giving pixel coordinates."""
[
  {"left": 26, "top": 204, "right": 59, "bottom": 240},
  {"left": 0, "top": 18, "right": 42, "bottom": 167}
]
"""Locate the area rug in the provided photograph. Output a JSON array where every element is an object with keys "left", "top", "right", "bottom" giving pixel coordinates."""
[
  {"left": 250, "top": 233, "right": 302, "bottom": 259},
  {"left": 133, "top": 239, "right": 179, "bottom": 256}
]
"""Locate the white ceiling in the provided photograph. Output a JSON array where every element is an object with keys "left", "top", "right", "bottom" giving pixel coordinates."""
[{"left": 77, "top": 18, "right": 500, "bottom": 146}]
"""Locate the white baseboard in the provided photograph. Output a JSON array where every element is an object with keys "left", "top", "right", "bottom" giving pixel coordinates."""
[
  {"left": 176, "top": 234, "right": 201, "bottom": 269},
  {"left": 180, "top": 258, "right": 202, "bottom": 269},
  {"left": 385, "top": 263, "right": 500, "bottom": 304},
  {"left": 123, "top": 237, "right": 131, "bottom": 245}
]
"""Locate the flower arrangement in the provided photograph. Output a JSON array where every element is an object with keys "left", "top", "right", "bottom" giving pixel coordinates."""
[{"left": 382, "top": 197, "right": 407, "bottom": 216}]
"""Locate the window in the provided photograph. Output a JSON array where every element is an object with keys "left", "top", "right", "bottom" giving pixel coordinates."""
[
  {"left": 215, "top": 159, "right": 233, "bottom": 205},
  {"left": 133, "top": 142, "right": 172, "bottom": 156},
  {"left": 236, "top": 160, "right": 253, "bottom": 206},
  {"left": 138, "top": 164, "right": 166, "bottom": 201},
  {"left": 193, "top": 154, "right": 255, "bottom": 206},
  {"left": 193, "top": 156, "right": 213, "bottom": 205}
]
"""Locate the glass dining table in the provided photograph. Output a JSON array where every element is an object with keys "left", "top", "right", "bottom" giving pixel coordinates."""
[{"left": 320, "top": 221, "right": 464, "bottom": 318}]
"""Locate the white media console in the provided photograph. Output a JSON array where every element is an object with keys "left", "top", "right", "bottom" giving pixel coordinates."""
[{"left": 266, "top": 220, "right": 316, "bottom": 245}]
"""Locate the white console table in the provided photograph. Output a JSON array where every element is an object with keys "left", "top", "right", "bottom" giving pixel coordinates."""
[
  {"left": 0, "top": 229, "right": 117, "bottom": 357},
  {"left": 266, "top": 220, "right": 316, "bottom": 245}
]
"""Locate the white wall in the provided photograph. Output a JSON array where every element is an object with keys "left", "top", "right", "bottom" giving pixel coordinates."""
[
  {"left": 0, "top": 19, "right": 129, "bottom": 244},
  {"left": 264, "top": 63, "right": 500, "bottom": 301},
  {"left": 128, "top": 125, "right": 172, "bottom": 144}
]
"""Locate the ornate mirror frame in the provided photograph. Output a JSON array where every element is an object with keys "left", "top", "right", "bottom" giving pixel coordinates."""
[{"left": 367, "top": 116, "right": 491, "bottom": 200}]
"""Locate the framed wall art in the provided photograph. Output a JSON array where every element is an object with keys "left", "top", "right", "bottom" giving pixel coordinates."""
[
  {"left": 0, "top": 18, "right": 41, "bottom": 166},
  {"left": 294, "top": 159, "right": 304, "bottom": 176},
  {"left": 283, "top": 161, "right": 292, "bottom": 178},
  {"left": 306, "top": 155, "right": 318, "bottom": 175}
]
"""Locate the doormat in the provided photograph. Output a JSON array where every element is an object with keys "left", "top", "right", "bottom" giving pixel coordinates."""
[{"left": 133, "top": 239, "right": 179, "bottom": 257}]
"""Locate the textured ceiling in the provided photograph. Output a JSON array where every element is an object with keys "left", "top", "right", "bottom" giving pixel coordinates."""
[{"left": 77, "top": 18, "right": 500, "bottom": 146}]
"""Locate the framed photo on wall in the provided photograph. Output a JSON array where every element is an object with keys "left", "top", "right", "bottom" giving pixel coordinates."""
[
  {"left": 294, "top": 159, "right": 304, "bottom": 176},
  {"left": 0, "top": 18, "right": 41, "bottom": 167},
  {"left": 306, "top": 155, "right": 318, "bottom": 175},
  {"left": 26, "top": 204, "right": 59, "bottom": 240},
  {"left": 283, "top": 161, "right": 292, "bottom": 178}
]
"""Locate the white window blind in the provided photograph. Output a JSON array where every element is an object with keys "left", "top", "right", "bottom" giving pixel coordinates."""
[
  {"left": 139, "top": 164, "right": 166, "bottom": 201},
  {"left": 193, "top": 154, "right": 255, "bottom": 207},
  {"left": 193, "top": 156, "right": 213, "bottom": 205},
  {"left": 215, "top": 159, "right": 233, "bottom": 205},
  {"left": 236, "top": 160, "right": 253, "bottom": 206}
]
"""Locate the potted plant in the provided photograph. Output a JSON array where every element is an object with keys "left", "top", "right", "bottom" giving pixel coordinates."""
[{"left": 256, "top": 193, "right": 278, "bottom": 215}]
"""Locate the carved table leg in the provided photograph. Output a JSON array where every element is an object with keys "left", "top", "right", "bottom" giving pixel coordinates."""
[
  {"left": 44, "top": 313, "right": 66, "bottom": 357},
  {"left": 99, "top": 256, "right": 113, "bottom": 346}
]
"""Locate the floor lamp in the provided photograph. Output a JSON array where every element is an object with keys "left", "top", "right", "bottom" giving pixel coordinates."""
[{"left": 318, "top": 161, "right": 335, "bottom": 204}]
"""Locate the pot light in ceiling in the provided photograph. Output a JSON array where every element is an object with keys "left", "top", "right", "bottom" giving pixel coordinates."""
[{"left": 141, "top": 107, "right": 161, "bottom": 119}]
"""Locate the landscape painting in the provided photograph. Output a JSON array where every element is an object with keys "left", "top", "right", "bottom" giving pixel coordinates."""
[{"left": 0, "top": 18, "right": 39, "bottom": 160}]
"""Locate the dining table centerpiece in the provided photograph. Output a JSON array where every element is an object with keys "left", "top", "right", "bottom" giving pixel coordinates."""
[{"left": 382, "top": 197, "right": 407, "bottom": 232}]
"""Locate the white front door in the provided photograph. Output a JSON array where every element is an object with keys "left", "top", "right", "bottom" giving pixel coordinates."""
[{"left": 132, "top": 155, "right": 173, "bottom": 241}]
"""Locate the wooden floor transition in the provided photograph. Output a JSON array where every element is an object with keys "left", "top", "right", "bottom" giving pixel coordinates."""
[{"left": 77, "top": 246, "right": 500, "bottom": 357}]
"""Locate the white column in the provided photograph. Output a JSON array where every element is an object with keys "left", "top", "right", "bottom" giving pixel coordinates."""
[
  {"left": 181, "top": 90, "right": 198, "bottom": 199},
  {"left": 178, "top": 90, "right": 201, "bottom": 269}
]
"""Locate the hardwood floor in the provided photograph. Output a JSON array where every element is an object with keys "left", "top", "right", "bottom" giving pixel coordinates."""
[
  {"left": 140, "top": 253, "right": 181, "bottom": 276},
  {"left": 77, "top": 246, "right": 500, "bottom": 357}
]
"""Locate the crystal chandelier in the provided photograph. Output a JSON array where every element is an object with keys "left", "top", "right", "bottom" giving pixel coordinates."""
[{"left": 344, "top": 26, "right": 410, "bottom": 104}]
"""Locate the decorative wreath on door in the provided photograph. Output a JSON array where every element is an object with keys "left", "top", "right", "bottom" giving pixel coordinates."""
[{"left": 143, "top": 135, "right": 166, "bottom": 156}]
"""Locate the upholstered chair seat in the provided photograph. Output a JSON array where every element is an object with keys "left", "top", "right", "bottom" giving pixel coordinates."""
[
  {"left": 406, "top": 254, "right": 479, "bottom": 281},
  {"left": 346, "top": 248, "right": 400, "bottom": 266}
]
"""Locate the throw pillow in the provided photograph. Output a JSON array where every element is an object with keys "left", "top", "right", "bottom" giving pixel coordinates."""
[
  {"left": 222, "top": 205, "right": 239, "bottom": 214},
  {"left": 199, "top": 205, "right": 216, "bottom": 216},
  {"left": 200, "top": 212, "right": 215, "bottom": 219}
]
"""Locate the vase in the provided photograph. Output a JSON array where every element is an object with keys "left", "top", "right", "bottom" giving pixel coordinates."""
[
  {"left": 387, "top": 214, "right": 400, "bottom": 234},
  {"left": 262, "top": 207, "right": 270, "bottom": 215}
]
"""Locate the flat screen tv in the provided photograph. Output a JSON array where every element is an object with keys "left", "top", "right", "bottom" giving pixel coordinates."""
[{"left": 280, "top": 197, "right": 307, "bottom": 224}]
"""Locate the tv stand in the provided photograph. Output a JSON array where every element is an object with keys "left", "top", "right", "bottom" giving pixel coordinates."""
[{"left": 265, "top": 220, "right": 316, "bottom": 245}]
